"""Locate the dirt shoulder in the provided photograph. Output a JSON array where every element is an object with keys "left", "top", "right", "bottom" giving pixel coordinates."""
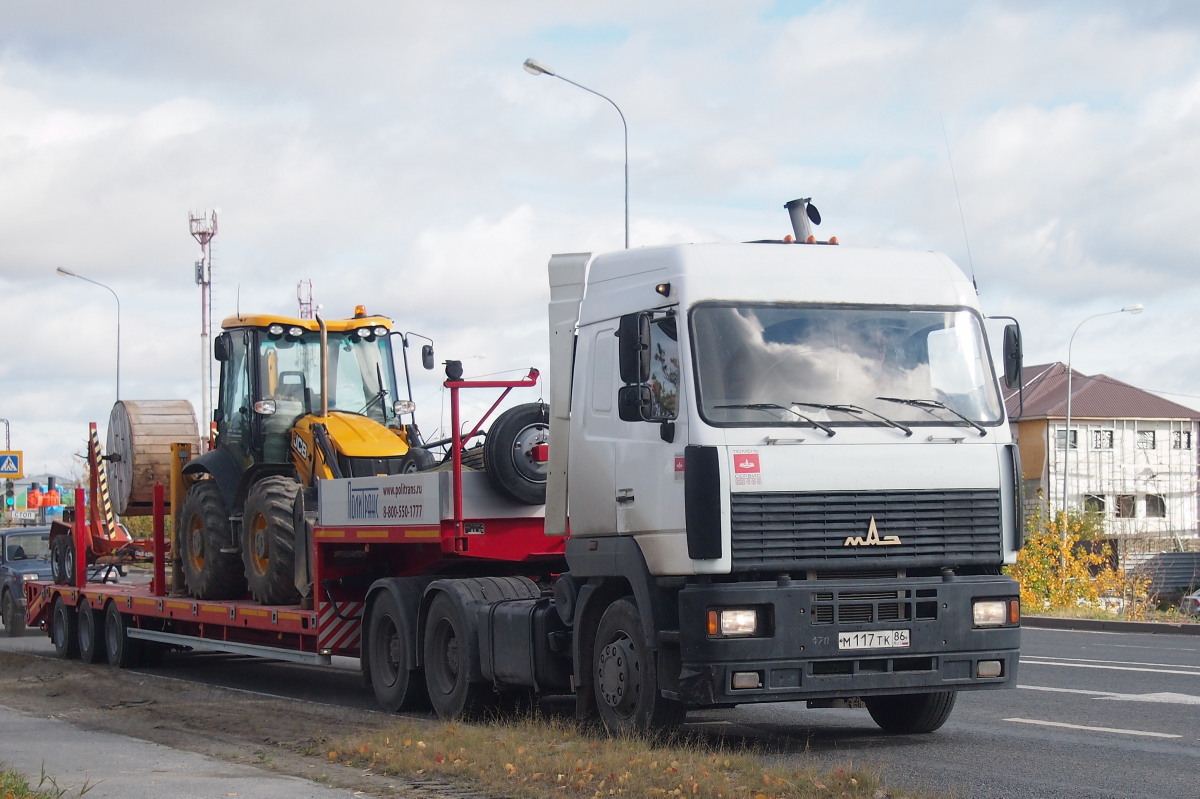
[{"left": 0, "top": 650, "right": 475, "bottom": 798}]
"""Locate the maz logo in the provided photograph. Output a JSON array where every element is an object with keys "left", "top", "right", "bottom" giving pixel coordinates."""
[{"left": 843, "top": 517, "right": 901, "bottom": 547}]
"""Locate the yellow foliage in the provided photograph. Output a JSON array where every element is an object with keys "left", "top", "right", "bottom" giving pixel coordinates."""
[{"left": 1006, "top": 508, "right": 1151, "bottom": 618}]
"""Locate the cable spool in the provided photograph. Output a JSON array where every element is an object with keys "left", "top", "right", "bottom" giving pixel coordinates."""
[{"left": 106, "top": 400, "right": 200, "bottom": 517}]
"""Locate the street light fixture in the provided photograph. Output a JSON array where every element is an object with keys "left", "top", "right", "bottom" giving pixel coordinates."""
[
  {"left": 1061, "top": 303, "right": 1143, "bottom": 514},
  {"left": 524, "top": 58, "right": 629, "bottom": 249},
  {"left": 57, "top": 266, "right": 122, "bottom": 402}
]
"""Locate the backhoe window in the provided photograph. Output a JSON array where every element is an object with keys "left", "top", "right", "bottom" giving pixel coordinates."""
[
  {"left": 258, "top": 330, "right": 400, "bottom": 424},
  {"left": 691, "top": 303, "right": 1003, "bottom": 427}
]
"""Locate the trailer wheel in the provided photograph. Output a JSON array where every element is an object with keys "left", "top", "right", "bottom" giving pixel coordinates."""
[
  {"left": 50, "top": 535, "right": 71, "bottom": 586},
  {"left": 366, "top": 591, "right": 427, "bottom": 712},
  {"left": 50, "top": 597, "right": 79, "bottom": 660},
  {"left": 483, "top": 402, "right": 549, "bottom": 505},
  {"left": 179, "top": 481, "right": 246, "bottom": 600},
  {"left": 77, "top": 600, "right": 106, "bottom": 664},
  {"left": 593, "top": 597, "right": 686, "bottom": 737},
  {"left": 103, "top": 602, "right": 143, "bottom": 668},
  {"left": 2, "top": 590, "right": 25, "bottom": 637},
  {"left": 865, "top": 691, "right": 957, "bottom": 734},
  {"left": 242, "top": 476, "right": 303, "bottom": 605},
  {"left": 423, "top": 592, "right": 493, "bottom": 721}
]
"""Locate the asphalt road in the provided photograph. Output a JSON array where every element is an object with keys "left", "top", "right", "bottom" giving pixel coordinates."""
[{"left": 3, "top": 624, "right": 1197, "bottom": 799}]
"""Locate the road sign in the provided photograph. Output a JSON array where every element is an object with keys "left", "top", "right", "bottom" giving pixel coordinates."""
[{"left": 0, "top": 451, "right": 22, "bottom": 479}]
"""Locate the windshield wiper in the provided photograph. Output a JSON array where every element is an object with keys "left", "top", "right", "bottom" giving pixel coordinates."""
[
  {"left": 875, "top": 396, "right": 987, "bottom": 437},
  {"left": 359, "top": 363, "right": 389, "bottom": 416},
  {"left": 715, "top": 403, "right": 835, "bottom": 437},
  {"left": 792, "top": 402, "right": 912, "bottom": 437}
]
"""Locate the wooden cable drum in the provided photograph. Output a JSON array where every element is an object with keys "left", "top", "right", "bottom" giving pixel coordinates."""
[{"left": 106, "top": 400, "right": 200, "bottom": 516}]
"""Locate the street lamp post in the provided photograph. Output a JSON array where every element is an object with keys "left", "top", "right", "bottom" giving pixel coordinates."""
[
  {"left": 57, "top": 266, "right": 121, "bottom": 402},
  {"left": 1061, "top": 304, "right": 1143, "bottom": 514},
  {"left": 523, "top": 58, "right": 629, "bottom": 249}
]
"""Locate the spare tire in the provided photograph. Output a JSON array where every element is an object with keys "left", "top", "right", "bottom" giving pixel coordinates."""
[{"left": 483, "top": 402, "right": 549, "bottom": 505}]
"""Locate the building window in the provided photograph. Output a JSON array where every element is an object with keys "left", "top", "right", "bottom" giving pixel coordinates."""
[
  {"left": 1055, "top": 429, "right": 1078, "bottom": 450},
  {"left": 1091, "top": 429, "right": 1114, "bottom": 449},
  {"left": 1172, "top": 430, "right": 1192, "bottom": 450},
  {"left": 1137, "top": 430, "right": 1156, "bottom": 450},
  {"left": 1145, "top": 494, "right": 1166, "bottom": 518},
  {"left": 1115, "top": 494, "right": 1136, "bottom": 518},
  {"left": 1083, "top": 494, "right": 1106, "bottom": 514}
]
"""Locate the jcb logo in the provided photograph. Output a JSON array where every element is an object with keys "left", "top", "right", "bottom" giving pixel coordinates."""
[{"left": 843, "top": 517, "right": 901, "bottom": 547}]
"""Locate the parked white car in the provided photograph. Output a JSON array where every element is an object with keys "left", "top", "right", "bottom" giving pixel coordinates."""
[{"left": 1180, "top": 590, "right": 1200, "bottom": 616}]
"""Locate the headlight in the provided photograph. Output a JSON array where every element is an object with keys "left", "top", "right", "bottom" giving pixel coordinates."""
[
  {"left": 973, "top": 599, "right": 1010, "bottom": 627},
  {"left": 22, "top": 573, "right": 39, "bottom": 581},
  {"left": 707, "top": 608, "right": 759, "bottom": 637},
  {"left": 394, "top": 400, "right": 416, "bottom": 415}
]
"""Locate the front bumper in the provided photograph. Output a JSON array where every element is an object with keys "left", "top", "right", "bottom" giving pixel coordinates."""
[{"left": 671, "top": 574, "right": 1019, "bottom": 705}]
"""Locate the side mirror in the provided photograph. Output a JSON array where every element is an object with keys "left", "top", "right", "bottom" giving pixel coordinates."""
[
  {"left": 618, "top": 313, "right": 651, "bottom": 384},
  {"left": 422, "top": 344, "right": 435, "bottom": 371},
  {"left": 213, "top": 332, "right": 231, "bottom": 362},
  {"left": 617, "top": 384, "right": 652, "bottom": 422},
  {"left": 1003, "top": 324, "right": 1022, "bottom": 391}
]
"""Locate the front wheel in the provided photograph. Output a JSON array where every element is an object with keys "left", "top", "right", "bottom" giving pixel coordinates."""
[
  {"left": 2, "top": 591, "right": 25, "bottom": 637},
  {"left": 865, "top": 691, "right": 957, "bottom": 734},
  {"left": 592, "top": 597, "right": 686, "bottom": 737}
]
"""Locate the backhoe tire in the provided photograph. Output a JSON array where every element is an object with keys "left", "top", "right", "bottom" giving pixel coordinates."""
[
  {"left": 179, "top": 480, "right": 246, "bottom": 600},
  {"left": 865, "top": 691, "right": 957, "bottom": 734},
  {"left": 398, "top": 447, "right": 436, "bottom": 473},
  {"left": 242, "top": 476, "right": 304, "bottom": 606},
  {"left": 483, "top": 402, "right": 549, "bottom": 505}
]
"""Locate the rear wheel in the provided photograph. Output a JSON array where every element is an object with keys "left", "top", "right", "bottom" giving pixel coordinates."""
[
  {"left": 77, "top": 600, "right": 105, "bottom": 664},
  {"left": 2, "top": 590, "right": 25, "bottom": 637},
  {"left": 50, "top": 597, "right": 79, "bottom": 659},
  {"left": 865, "top": 691, "right": 957, "bottom": 734},
  {"left": 593, "top": 597, "right": 686, "bottom": 737},
  {"left": 104, "top": 602, "right": 143, "bottom": 668},
  {"left": 242, "top": 476, "right": 303, "bottom": 606},
  {"left": 366, "top": 590, "right": 427, "bottom": 711},
  {"left": 179, "top": 480, "right": 245, "bottom": 600},
  {"left": 483, "top": 402, "right": 549, "bottom": 505},
  {"left": 397, "top": 447, "right": 436, "bottom": 473},
  {"left": 50, "top": 535, "right": 70, "bottom": 586},
  {"left": 423, "top": 592, "right": 493, "bottom": 721}
]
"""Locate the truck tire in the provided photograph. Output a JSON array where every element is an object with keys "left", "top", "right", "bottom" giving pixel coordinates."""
[
  {"left": 2, "top": 590, "right": 25, "bottom": 637},
  {"left": 593, "top": 597, "right": 686, "bottom": 736},
  {"left": 366, "top": 590, "right": 427, "bottom": 712},
  {"left": 51, "top": 596, "right": 79, "bottom": 660},
  {"left": 77, "top": 600, "right": 105, "bottom": 664},
  {"left": 179, "top": 480, "right": 246, "bottom": 600},
  {"left": 50, "top": 535, "right": 71, "bottom": 586},
  {"left": 865, "top": 690, "right": 957, "bottom": 734},
  {"left": 483, "top": 402, "right": 549, "bottom": 505},
  {"left": 423, "top": 592, "right": 493, "bottom": 721},
  {"left": 104, "top": 601, "right": 144, "bottom": 668},
  {"left": 241, "top": 476, "right": 303, "bottom": 605}
]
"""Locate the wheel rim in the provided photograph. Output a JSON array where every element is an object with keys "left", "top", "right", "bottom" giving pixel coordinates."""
[
  {"left": 248, "top": 513, "right": 270, "bottom": 577},
  {"left": 188, "top": 517, "right": 206, "bottom": 572},
  {"left": 507, "top": 423, "right": 548, "bottom": 483},
  {"left": 597, "top": 631, "right": 641, "bottom": 717}
]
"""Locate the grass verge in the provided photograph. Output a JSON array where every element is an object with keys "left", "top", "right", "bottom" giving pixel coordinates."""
[
  {"left": 0, "top": 765, "right": 94, "bottom": 799},
  {"left": 329, "top": 714, "right": 938, "bottom": 799}
]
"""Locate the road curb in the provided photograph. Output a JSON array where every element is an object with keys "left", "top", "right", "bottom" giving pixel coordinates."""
[{"left": 1024, "top": 615, "right": 1200, "bottom": 636}]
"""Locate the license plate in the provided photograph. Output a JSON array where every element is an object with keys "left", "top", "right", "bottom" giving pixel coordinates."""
[{"left": 837, "top": 629, "right": 910, "bottom": 650}]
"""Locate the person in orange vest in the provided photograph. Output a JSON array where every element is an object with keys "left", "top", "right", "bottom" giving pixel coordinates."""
[{"left": 27, "top": 483, "right": 43, "bottom": 508}]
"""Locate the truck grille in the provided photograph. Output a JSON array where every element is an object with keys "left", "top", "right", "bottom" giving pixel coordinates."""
[{"left": 730, "top": 489, "right": 1002, "bottom": 571}]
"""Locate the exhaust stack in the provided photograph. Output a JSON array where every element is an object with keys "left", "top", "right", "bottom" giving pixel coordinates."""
[{"left": 784, "top": 197, "right": 821, "bottom": 242}]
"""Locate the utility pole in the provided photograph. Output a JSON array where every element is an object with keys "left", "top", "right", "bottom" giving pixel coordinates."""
[
  {"left": 297, "top": 279, "right": 314, "bottom": 319},
  {"left": 189, "top": 210, "right": 218, "bottom": 446}
]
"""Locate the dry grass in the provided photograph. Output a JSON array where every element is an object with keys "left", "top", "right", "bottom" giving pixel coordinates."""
[{"left": 328, "top": 714, "right": 936, "bottom": 799}]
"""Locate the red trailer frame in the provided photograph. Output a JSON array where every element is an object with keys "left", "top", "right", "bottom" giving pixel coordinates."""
[{"left": 25, "top": 370, "right": 564, "bottom": 666}]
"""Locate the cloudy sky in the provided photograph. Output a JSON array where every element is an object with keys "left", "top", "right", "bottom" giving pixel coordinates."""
[{"left": 2, "top": 1, "right": 1198, "bottom": 477}]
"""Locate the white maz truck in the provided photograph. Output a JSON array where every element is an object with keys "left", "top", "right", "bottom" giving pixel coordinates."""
[{"left": 539, "top": 198, "right": 1022, "bottom": 734}]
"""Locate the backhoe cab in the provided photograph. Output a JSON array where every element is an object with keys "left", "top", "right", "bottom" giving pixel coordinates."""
[{"left": 180, "top": 306, "right": 435, "bottom": 604}]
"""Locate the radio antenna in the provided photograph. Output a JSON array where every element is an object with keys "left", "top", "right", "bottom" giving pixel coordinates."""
[{"left": 941, "top": 117, "right": 976, "bottom": 291}]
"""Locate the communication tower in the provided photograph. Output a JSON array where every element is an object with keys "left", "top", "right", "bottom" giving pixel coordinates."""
[{"left": 189, "top": 210, "right": 218, "bottom": 444}]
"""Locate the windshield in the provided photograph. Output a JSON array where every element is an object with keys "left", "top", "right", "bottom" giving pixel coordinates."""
[
  {"left": 259, "top": 329, "right": 401, "bottom": 425},
  {"left": 691, "top": 303, "right": 1003, "bottom": 427},
  {"left": 4, "top": 532, "right": 51, "bottom": 562}
]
